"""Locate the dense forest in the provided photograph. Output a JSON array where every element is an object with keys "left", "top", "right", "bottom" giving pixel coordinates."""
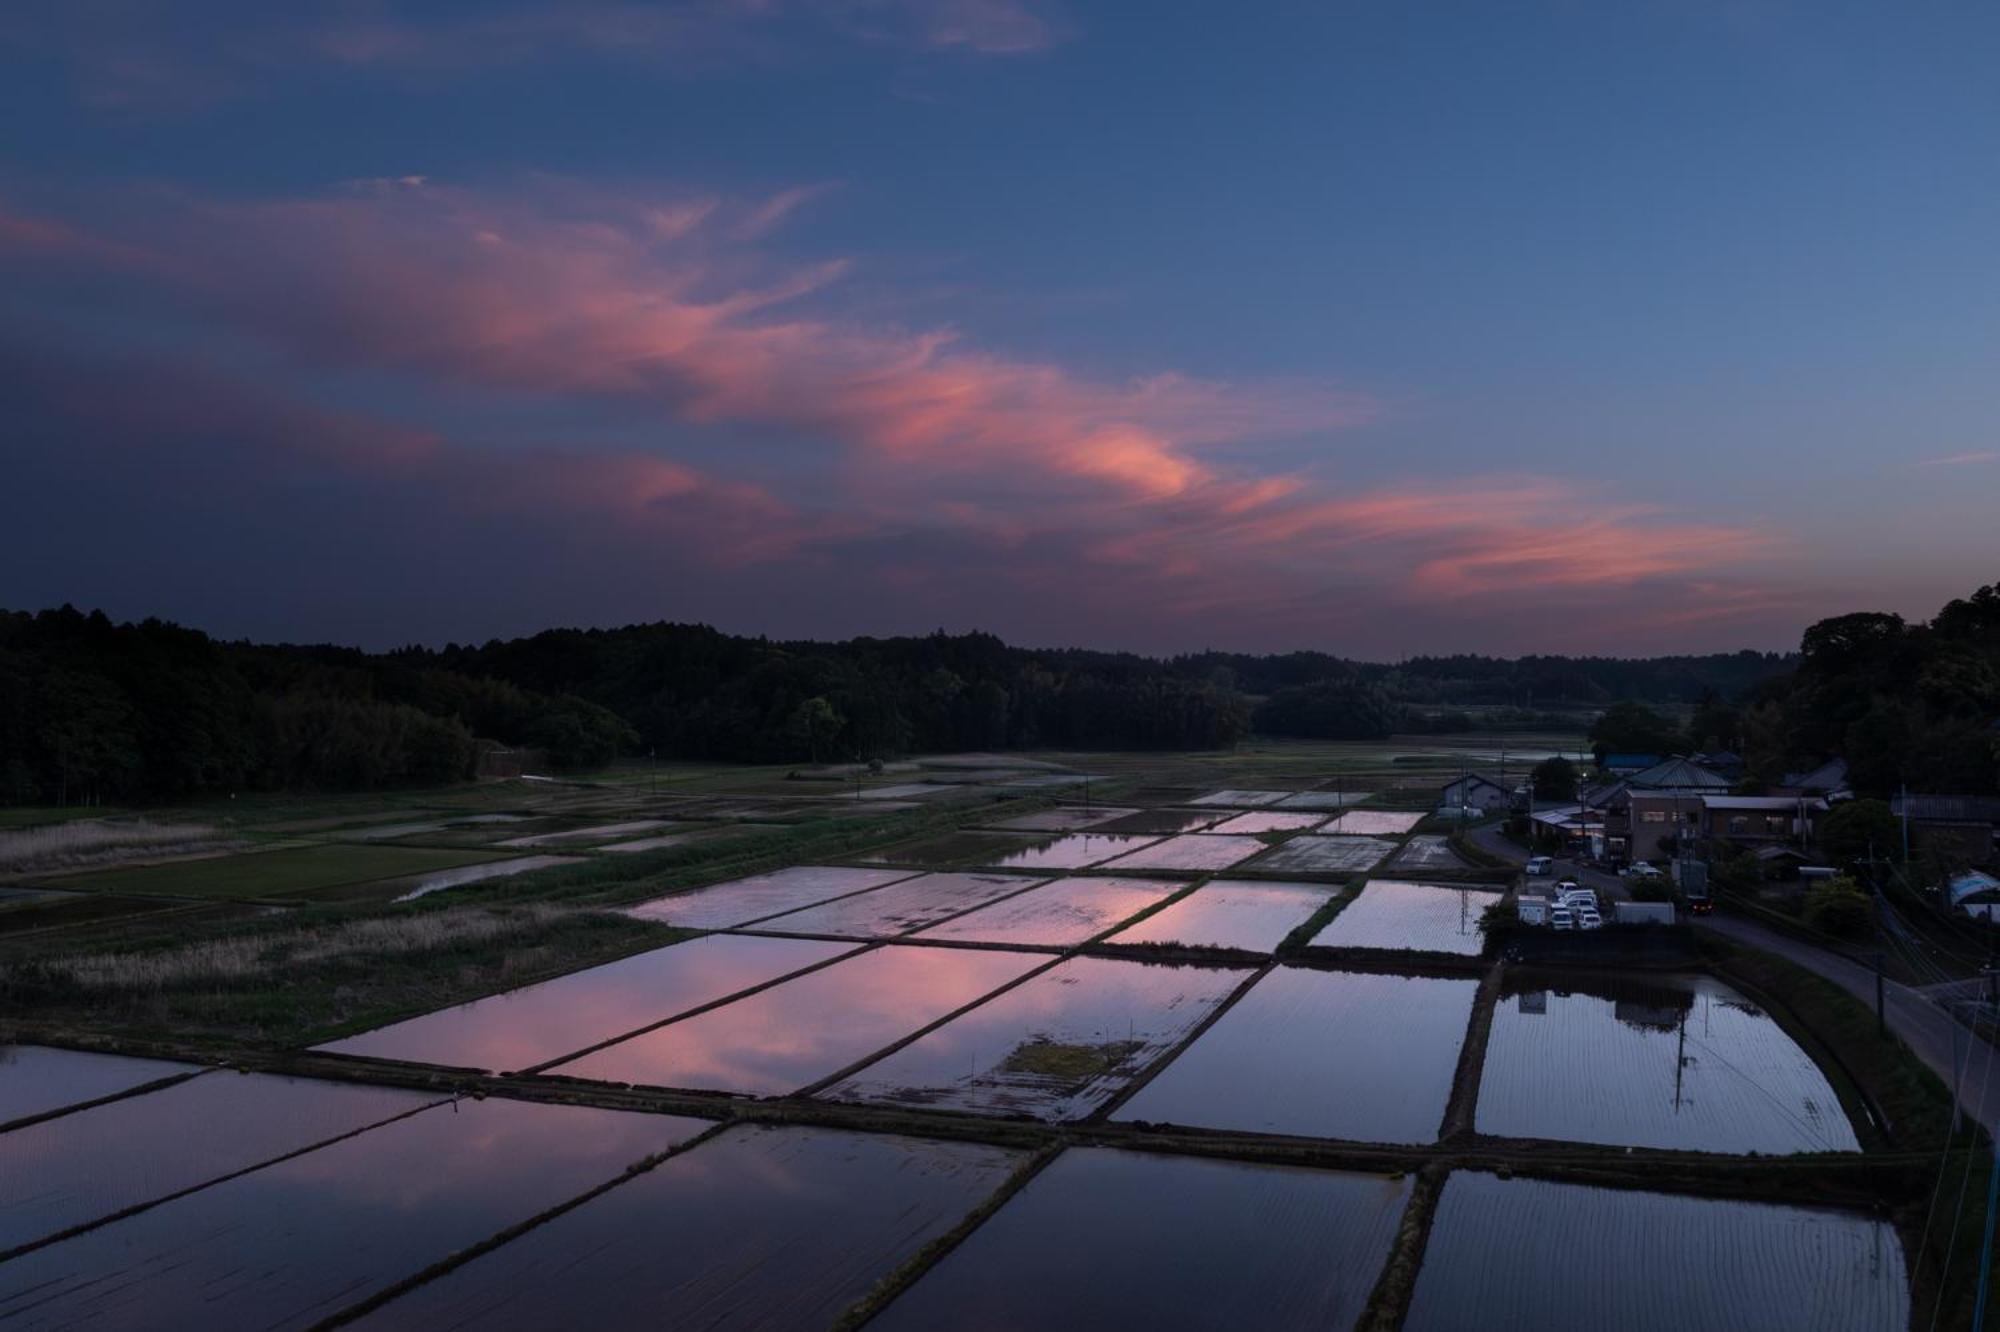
[{"left": 2, "top": 580, "right": 1993, "bottom": 804}]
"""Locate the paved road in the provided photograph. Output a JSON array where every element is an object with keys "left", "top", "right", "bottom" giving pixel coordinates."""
[{"left": 1697, "top": 914, "right": 2000, "bottom": 1136}]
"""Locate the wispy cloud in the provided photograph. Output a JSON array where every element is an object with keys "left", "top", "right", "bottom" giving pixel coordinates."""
[
  {"left": 1917, "top": 450, "right": 1999, "bottom": 468},
  {"left": 14, "top": 1, "right": 1067, "bottom": 111},
  {"left": 0, "top": 177, "right": 1783, "bottom": 652}
]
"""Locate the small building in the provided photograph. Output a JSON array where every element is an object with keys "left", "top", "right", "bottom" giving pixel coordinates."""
[
  {"left": 1698, "top": 794, "right": 1819, "bottom": 844},
  {"left": 1948, "top": 870, "right": 2000, "bottom": 922},
  {"left": 1893, "top": 795, "right": 2000, "bottom": 865},
  {"left": 1439, "top": 772, "right": 1514, "bottom": 814},
  {"left": 1517, "top": 895, "right": 1552, "bottom": 926}
]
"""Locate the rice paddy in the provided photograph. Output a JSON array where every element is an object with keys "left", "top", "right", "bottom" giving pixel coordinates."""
[
  {"left": 868, "top": 1149, "right": 1411, "bottom": 1330},
  {"left": 1306, "top": 879, "right": 1501, "bottom": 955},
  {"left": 315, "top": 934, "right": 856, "bottom": 1071},
  {"left": 0, "top": 744, "right": 1928, "bottom": 1325},
  {"left": 0, "top": 1045, "right": 192, "bottom": 1127},
  {"left": 1248, "top": 834, "right": 1397, "bottom": 874},
  {"left": 818, "top": 956, "right": 1249, "bottom": 1120},
  {"left": 910, "top": 876, "right": 1180, "bottom": 947},
  {"left": 548, "top": 946, "right": 1045, "bottom": 1095},
  {"left": 625, "top": 865, "right": 918, "bottom": 929},
  {"left": 1476, "top": 973, "right": 1862, "bottom": 1154},
  {"left": 1117, "top": 967, "right": 1476, "bottom": 1143},
  {"left": 751, "top": 871, "right": 1045, "bottom": 939},
  {"left": 347, "top": 1125, "right": 1023, "bottom": 1330},
  {"left": 1104, "top": 879, "right": 1334, "bottom": 953},
  {"left": 1405, "top": 1172, "right": 1907, "bottom": 1331},
  {"left": 1323, "top": 809, "right": 1425, "bottom": 836},
  {"left": 1098, "top": 833, "right": 1266, "bottom": 872}
]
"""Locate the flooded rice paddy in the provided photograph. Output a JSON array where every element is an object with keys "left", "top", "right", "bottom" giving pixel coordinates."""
[
  {"left": 0, "top": 1099, "right": 708, "bottom": 1331},
  {"left": 598, "top": 832, "right": 697, "bottom": 853},
  {"left": 1273, "top": 789, "right": 1370, "bottom": 809},
  {"left": 351, "top": 1125, "right": 1023, "bottom": 1331},
  {"left": 1323, "top": 809, "right": 1425, "bottom": 835},
  {"left": 982, "top": 831, "right": 1161, "bottom": 870},
  {"left": 752, "top": 871, "right": 1044, "bottom": 939},
  {"left": 869, "top": 1148, "right": 1410, "bottom": 1330},
  {"left": 1405, "top": 1172, "right": 1907, "bottom": 1331},
  {"left": 549, "top": 946, "right": 1046, "bottom": 1095},
  {"left": 1248, "top": 834, "right": 1396, "bottom": 874},
  {"left": 1105, "top": 879, "right": 1333, "bottom": 953},
  {"left": 819, "top": 957, "right": 1248, "bottom": 1120},
  {"left": 1099, "top": 833, "right": 1266, "bottom": 872},
  {"left": 316, "top": 934, "right": 854, "bottom": 1072},
  {"left": 1307, "top": 879, "right": 1500, "bottom": 955},
  {"left": 1187, "top": 788, "right": 1291, "bottom": 807},
  {"left": 1087, "top": 808, "right": 1226, "bottom": 834},
  {"left": 1203, "top": 809, "right": 1327, "bottom": 834},
  {"left": 1389, "top": 834, "right": 1470, "bottom": 871},
  {"left": 910, "top": 876, "right": 1179, "bottom": 947},
  {"left": 858, "top": 830, "right": 1040, "bottom": 867},
  {"left": 0, "top": 1045, "right": 190, "bottom": 1126},
  {"left": 1115, "top": 967, "right": 1475, "bottom": 1143},
  {"left": 0, "top": 1071, "right": 432, "bottom": 1251},
  {"left": 626, "top": 865, "right": 916, "bottom": 929},
  {"left": 986, "top": 806, "right": 1135, "bottom": 832},
  {"left": 1476, "top": 973, "right": 1861, "bottom": 1153}
]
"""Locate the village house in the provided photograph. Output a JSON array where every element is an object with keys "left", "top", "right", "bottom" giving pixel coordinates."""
[
  {"left": 1438, "top": 771, "right": 1515, "bottom": 815},
  {"left": 1891, "top": 794, "right": 2000, "bottom": 865}
]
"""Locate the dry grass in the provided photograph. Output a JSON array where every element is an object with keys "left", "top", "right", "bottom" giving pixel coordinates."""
[
  {"left": 9, "top": 904, "right": 579, "bottom": 992},
  {"left": 0, "top": 819, "right": 234, "bottom": 876}
]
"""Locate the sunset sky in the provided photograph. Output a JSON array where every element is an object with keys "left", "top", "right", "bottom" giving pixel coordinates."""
[{"left": 3, "top": 1, "right": 1996, "bottom": 656}]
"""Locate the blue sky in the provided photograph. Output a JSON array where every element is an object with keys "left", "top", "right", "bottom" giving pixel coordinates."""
[{"left": 2, "top": 0, "right": 1995, "bottom": 654}]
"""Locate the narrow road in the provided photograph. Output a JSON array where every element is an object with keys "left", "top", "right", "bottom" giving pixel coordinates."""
[
  {"left": 1462, "top": 823, "right": 1628, "bottom": 901},
  {"left": 1697, "top": 914, "right": 2000, "bottom": 1136}
]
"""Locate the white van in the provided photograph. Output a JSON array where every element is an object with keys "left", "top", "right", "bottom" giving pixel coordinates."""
[
  {"left": 1550, "top": 906, "right": 1575, "bottom": 931},
  {"left": 1525, "top": 856, "right": 1554, "bottom": 876}
]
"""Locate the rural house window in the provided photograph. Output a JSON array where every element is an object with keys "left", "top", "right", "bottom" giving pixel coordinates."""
[
  {"left": 1729, "top": 815, "right": 1749, "bottom": 834},
  {"left": 1641, "top": 810, "right": 1667, "bottom": 824}
]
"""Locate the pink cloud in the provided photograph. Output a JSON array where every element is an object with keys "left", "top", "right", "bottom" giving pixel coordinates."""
[{"left": 0, "top": 179, "right": 1789, "bottom": 651}]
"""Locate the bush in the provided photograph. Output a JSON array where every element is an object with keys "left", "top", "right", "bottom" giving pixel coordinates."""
[{"left": 1802, "top": 874, "right": 1874, "bottom": 938}]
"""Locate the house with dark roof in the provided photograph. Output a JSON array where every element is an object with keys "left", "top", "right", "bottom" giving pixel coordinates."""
[
  {"left": 1774, "top": 758, "right": 1850, "bottom": 799},
  {"left": 1439, "top": 771, "right": 1515, "bottom": 814}
]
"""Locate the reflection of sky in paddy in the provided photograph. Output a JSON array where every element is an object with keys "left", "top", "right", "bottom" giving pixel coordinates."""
[
  {"left": 552, "top": 946, "right": 1047, "bottom": 1095},
  {"left": 0, "top": 1070, "right": 432, "bottom": 1251},
  {"left": 351, "top": 1125, "right": 1023, "bottom": 1330},
  {"left": 0, "top": 1099, "right": 708, "bottom": 1330},
  {"left": 626, "top": 865, "right": 918, "bottom": 928},
  {"left": 914, "top": 877, "right": 1179, "bottom": 947},
  {"left": 1107, "top": 880, "right": 1333, "bottom": 953},
  {"left": 315, "top": 934, "right": 855, "bottom": 1072},
  {"left": 821, "top": 956, "right": 1249, "bottom": 1120},
  {"left": 0, "top": 1044, "right": 192, "bottom": 1126}
]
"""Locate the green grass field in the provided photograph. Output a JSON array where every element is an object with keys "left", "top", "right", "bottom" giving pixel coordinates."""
[{"left": 45, "top": 843, "right": 520, "bottom": 901}]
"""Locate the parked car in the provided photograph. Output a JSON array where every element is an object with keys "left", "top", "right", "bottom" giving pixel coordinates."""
[
  {"left": 1624, "top": 862, "right": 1663, "bottom": 881},
  {"left": 1561, "top": 892, "right": 1598, "bottom": 914},
  {"left": 1525, "top": 856, "right": 1554, "bottom": 876},
  {"left": 1577, "top": 910, "right": 1603, "bottom": 931},
  {"left": 1555, "top": 879, "right": 1581, "bottom": 894},
  {"left": 1550, "top": 907, "right": 1575, "bottom": 931}
]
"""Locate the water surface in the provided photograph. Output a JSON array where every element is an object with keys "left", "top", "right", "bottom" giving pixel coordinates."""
[
  {"left": 0, "top": 1072, "right": 433, "bottom": 1251},
  {"left": 1390, "top": 834, "right": 1470, "bottom": 871},
  {"left": 1205, "top": 810, "right": 1327, "bottom": 834},
  {"left": 820, "top": 956, "right": 1247, "bottom": 1120},
  {"left": 353, "top": 1125, "right": 1022, "bottom": 1331},
  {"left": 987, "top": 807, "right": 1136, "bottom": 832},
  {"left": 859, "top": 831, "right": 1041, "bottom": 867},
  {"left": 0, "top": 1099, "right": 709, "bottom": 1331},
  {"left": 1089, "top": 809, "right": 1226, "bottom": 834},
  {"left": 913, "top": 876, "right": 1179, "bottom": 948},
  {"left": 755, "top": 872, "right": 1045, "bottom": 938},
  {"left": 1115, "top": 967, "right": 1474, "bottom": 1143},
  {"left": 1248, "top": 835, "right": 1396, "bottom": 874},
  {"left": 1324, "top": 810, "right": 1424, "bottom": 835},
  {"left": 1406, "top": 1172, "right": 1906, "bottom": 1331},
  {"left": 550, "top": 946, "right": 1046, "bottom": 1094},
  {"left": 1476, "top": 973, "right": 1860, "bottom": 1153},
  {"left": 984, "top": 832, "right": 1161, "bottom": 871},
  {"left": 627, "top": 866, "right": 917, "bottom": 929},
  {"left": 870, "top": 1148, "right": 1409, "bottom": 1330},
  {"left": 0, "top": 1045, "right": 192, "bottom": 1128},
  {"left": 1102, "top": 834, "right": 1266, "bottom": 871},
  {"left": 1273, "top": 790, "right": 1371, "bottom": 810},
  {"left": 316, "top": 934, "right": 855, "bottom": 1071},
  {"left": 1188, "top": 789, "right": 1291, "bottom": 807},
  {"left": 1307, "top": 879, "right": 1499, "bottom": 955},
  {"left": 1106, "top": 880, "right": 1332, "bottom": 953}
]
